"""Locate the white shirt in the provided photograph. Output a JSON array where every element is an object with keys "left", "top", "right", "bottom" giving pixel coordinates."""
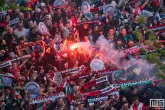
[
  {"left": 14, "top": 28, "right": 29, "bottom": 39},
  {"left": 0, "top": 73, "right": 13, "bottom": 86}
]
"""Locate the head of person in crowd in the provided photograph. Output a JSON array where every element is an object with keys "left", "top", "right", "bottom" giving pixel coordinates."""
[
  {"left": 107, "top": 27, "right": 115, "bottom": 40},
  {"left": 40, "top": 2, "right": 46, "bottom": 9},
  {"left": 12, "top": 62, "right": 19, "bottom": 70},
  {"left": 84, "top": 36, "right": 89, "bottom": 42},
  {"left": 17, "top": 22, "right": 23, "bottom": 31},
  {"left": 88, "top": 27, "right": 93, "bottom": 35},
  {"left": 2, "top": 67, "right": 8, "bottom": 75},
  {"left": 1, "top": 39, "right": 6, "bottom": 46},
  {"left": 134, "top": 15, "right": 140, "bottom": 24},
  {"left": 128, "top": 40, "right": 134, "bottom": 48},
  {"left": 134, "top": 2, "right": 140, "bottom": 10},
  {"left": 93, "top": 25, "right": 99, "bottom": 32},
  {"left": 132, "top": 96, "right": 140, "bottom": 106},
  {"left": 83, "top": 23, "right": 89, "bottom": 30},
  {"left": 116, "top": 40, "right": 123, "bottom": 47},
  {"left": 161, "top": 17, "right": 165, "bottom": 24},
  {"left": 130, "top": 87, "right": 137, "bottom": 95},
  {"left": 154, "top": 91, "right": 162, "bottom": 99},
  {"left": 121, "top": 101, "right": 129, "bottom": 110},
  {"left": 18, "top": 37, "right": 25, "bottom": 44},
  {"left": 65, "top": 21, "right": 71, "bottom": 30},
  {"left": 4, "top": 86, "right": 11, "bottom": 95},
  {"left": 8, "top": 27, "right": 13, "bottom": 35},
  {"left": 3, "top": 25, "right": 10, "bottom": 33},
  {"left": 98, "top": 27, "right": 104, "bottom": 36},
  {"left": 57, "top": 8, "right": 62, "bottom": 15},
  {"left": 19, "top": 12, "right": 24, "bottom": 20},
  {"left": 56, "top": 97, "right": 67, "bottom": 109},
  {"left": 93, "top": 13, "right": 99, "bottom": 20},
  {"left": 121, "top": 96, "right": 128, "bottom": 103},
  {"left": 152, "top": 18, "right": 158, "bottom": 25},
  {"left": 121, "top": 27, "right": 127, "bottom": 36}
]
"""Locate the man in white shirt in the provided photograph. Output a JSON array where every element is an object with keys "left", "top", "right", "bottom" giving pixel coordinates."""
[{"left": 14, "top": 22, "right": 29, "bottom": 40}]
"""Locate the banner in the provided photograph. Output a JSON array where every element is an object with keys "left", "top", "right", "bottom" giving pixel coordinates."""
[{"left": 87, "top": 96, "right": 108, "bottom": 103}]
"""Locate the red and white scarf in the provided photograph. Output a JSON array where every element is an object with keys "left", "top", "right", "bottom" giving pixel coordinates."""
[
  {"left": 83, "top": 76, "right": 108, "bottom": 89},
  {"left": 29, "top": 92, "right": 65, "bottom": 104},
  {"left": 149, "top": 24, "right": 165, "bottom": 31}
]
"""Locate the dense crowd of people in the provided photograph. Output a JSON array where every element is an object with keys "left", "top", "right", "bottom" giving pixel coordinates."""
[{"left": 0, "top": 0, "right": 165, "bottom": 110}]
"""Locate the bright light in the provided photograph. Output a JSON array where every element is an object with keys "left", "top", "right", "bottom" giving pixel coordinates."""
[{"left": 70, "top": 44, "right": 77, "bottom": 50}]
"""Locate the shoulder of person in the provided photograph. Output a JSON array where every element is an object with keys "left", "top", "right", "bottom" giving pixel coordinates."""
[
  {"left": 7, "top": 73, "right": 14, "bottom": 77},
  {"left": 14, "top": 29, "right": 18, "bottom": 32}
]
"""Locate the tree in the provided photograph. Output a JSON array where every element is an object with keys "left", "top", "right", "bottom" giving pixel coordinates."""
[{"left": 0, "top": 0, "right": 27, "bottom": 11}]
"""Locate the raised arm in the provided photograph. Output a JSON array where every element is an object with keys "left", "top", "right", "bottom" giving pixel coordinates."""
[
  {"left": 20, "top": 59, "right": 29, "bottom": 69},
  {"left": 141, "top": 0, "right": 149, "bottom": 9}
]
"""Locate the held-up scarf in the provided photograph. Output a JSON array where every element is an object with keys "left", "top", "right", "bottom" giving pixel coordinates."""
[
  {"left": 85, "top": 85, "right": 119, "bottom": 97},
  {"left": 149, "top": 24, "right": 165, "bottom": 31},
  {"left": 0, "top": 55, "right": 31, "bottom": 68},
  {"left": 84, "top": 79, "right": 163, "bottom": 97},
  {"left": 16, "top": 40, "right": 42, "bottom": 51},
  {"left": 121, "top": 45, "right": 151, "bottom": 57},
  {"left": 87, "top": 96, "right": 108, "bottom": 103},
  {"left": 54, "top": 65, "right": 85, "bottom": 75},
  {"left": 83, "top": 76, "right": 108, "bottom": 90},
  {"left": 29, "top": 92, "right": 65, "bottom": 104},
  {"left": 157, "top": 30, "right": 165, "bottom": 38},
  {"left": 74, "top": 20, "right": 99, "bottom": 26},
  {"left": 120, "top": 80, "right": 152, "bottom": 89}
]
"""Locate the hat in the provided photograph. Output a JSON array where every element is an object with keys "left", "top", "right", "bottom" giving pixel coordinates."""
[
  {"left": 81, "top": 1, "right": 90, "bottom": 14},
  {"left": 103, "top": 4, "right": 115, "bottom": 16},
  {"left": 53, "top": 0, "right": 65, "bottom": 7},
  {"left": 40, "top": 2, "right": 46, "bottom": 7}
]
